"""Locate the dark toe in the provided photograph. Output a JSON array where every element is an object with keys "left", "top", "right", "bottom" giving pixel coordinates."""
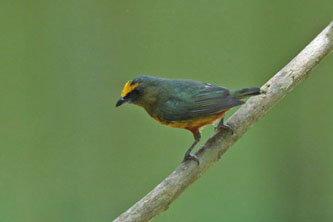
[
  {"left": 183, "top": 154, "right": 200, "bottom": 164},
  {"left": 216, "top": 124, "right": 234, "bottom": 134}
]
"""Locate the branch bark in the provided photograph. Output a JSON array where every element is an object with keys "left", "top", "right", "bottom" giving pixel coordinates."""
[{"left": 113, "top": 21, "right": 333, "bottom": 222}]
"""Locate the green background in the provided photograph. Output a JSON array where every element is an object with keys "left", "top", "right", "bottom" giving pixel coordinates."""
[{"left": 1, "top": 0, "right": 333, "bottom": 221}]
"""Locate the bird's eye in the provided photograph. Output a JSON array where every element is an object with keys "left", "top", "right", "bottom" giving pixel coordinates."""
[
  {"left": 131, "top": 88, "right": 140, "bottom": 95},
  {"left": 125, "top": 88, "right": 140, "bottom": 99}
]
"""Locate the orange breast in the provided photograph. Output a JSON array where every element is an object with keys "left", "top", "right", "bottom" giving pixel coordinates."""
[{"left": 153, "top": 111, "right": 227, "bottom": 133}]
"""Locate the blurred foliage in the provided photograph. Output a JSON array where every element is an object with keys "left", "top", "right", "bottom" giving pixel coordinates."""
[{"left": 1, "top": 0, "right": 333, "bottom": 222}]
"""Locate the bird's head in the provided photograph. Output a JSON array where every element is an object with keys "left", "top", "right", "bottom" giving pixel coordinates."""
[{"left": 116, "top": 75, "right": 159, "bottom": 108}]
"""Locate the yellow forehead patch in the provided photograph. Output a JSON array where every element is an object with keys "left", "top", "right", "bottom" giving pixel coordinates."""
[{"left": 121, "top": 81, "right": 139, "bottom": 97}]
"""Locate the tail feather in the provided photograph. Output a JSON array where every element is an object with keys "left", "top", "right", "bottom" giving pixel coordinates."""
[{"left": 230, "top": 87, "right": 261, "bottom": 98}]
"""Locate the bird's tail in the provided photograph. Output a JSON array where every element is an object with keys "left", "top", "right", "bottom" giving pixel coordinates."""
[{"left": 230, "top": 87, "right": 261, "bottom": 99}]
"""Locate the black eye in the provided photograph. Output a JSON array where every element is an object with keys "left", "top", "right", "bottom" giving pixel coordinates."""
[
  {"left": 131, "top": 88, "right": 140, "bottom": 96},
  {"left": 125, "top": 88, "right": 141, "bottom": 99}
]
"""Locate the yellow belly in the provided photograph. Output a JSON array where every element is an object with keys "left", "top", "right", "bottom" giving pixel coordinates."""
[
  {"left": 163, "top": 116, "right": 217, "bottom": 128},
  {"left": 153, "top": 111, "right": 226, "bottom": 132}
]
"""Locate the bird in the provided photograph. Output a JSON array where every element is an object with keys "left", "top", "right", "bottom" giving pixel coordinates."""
[{"left": 116, "top": 75, "right": 261, "bottom": 163}]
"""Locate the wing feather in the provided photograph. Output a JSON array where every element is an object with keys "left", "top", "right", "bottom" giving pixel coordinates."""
[{"left": 160, "top": 83, "right": 243, "bottom": 121}]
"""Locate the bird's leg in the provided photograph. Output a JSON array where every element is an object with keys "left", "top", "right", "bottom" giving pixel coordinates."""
[
  {"left": 183, "top": 131, "right": 201, "bottom": 164},
  {"left": 215, "top": 118, "right": 234, "bottom": 134}
]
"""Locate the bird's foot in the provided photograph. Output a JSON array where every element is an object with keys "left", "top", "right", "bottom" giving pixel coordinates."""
[
  {"left": 215, "top": 123, "right": 234, "bottom": 134},
  {"left": 183, "top": 153, "right": 200, "bottom": 165}
]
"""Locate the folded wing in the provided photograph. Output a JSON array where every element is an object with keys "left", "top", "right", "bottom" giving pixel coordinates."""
[{"left": 161, "top": 83, "right": 243, "bottom": 121}]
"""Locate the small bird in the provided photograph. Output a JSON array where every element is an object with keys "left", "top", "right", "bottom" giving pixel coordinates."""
[{"left": 116, "top": 75, "right": 261, "bottom": 163}]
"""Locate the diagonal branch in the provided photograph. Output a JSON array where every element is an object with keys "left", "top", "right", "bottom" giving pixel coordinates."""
[{"left": 113, "top": 21, "right": 333, "bottom": 222}]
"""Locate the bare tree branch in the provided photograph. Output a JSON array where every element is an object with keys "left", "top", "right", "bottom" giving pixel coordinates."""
[{"left": 113, "top": 21, "right": 333, "bottom": 222}]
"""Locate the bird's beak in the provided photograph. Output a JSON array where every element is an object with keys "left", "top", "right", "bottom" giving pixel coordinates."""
[{"left": 116, "top": 97, "right": 126, "bottom": 107}]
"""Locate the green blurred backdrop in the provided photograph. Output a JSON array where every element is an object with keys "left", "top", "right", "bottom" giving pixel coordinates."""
[{"left": 1, "top": 0, "right": 333, "bottom": 221}]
